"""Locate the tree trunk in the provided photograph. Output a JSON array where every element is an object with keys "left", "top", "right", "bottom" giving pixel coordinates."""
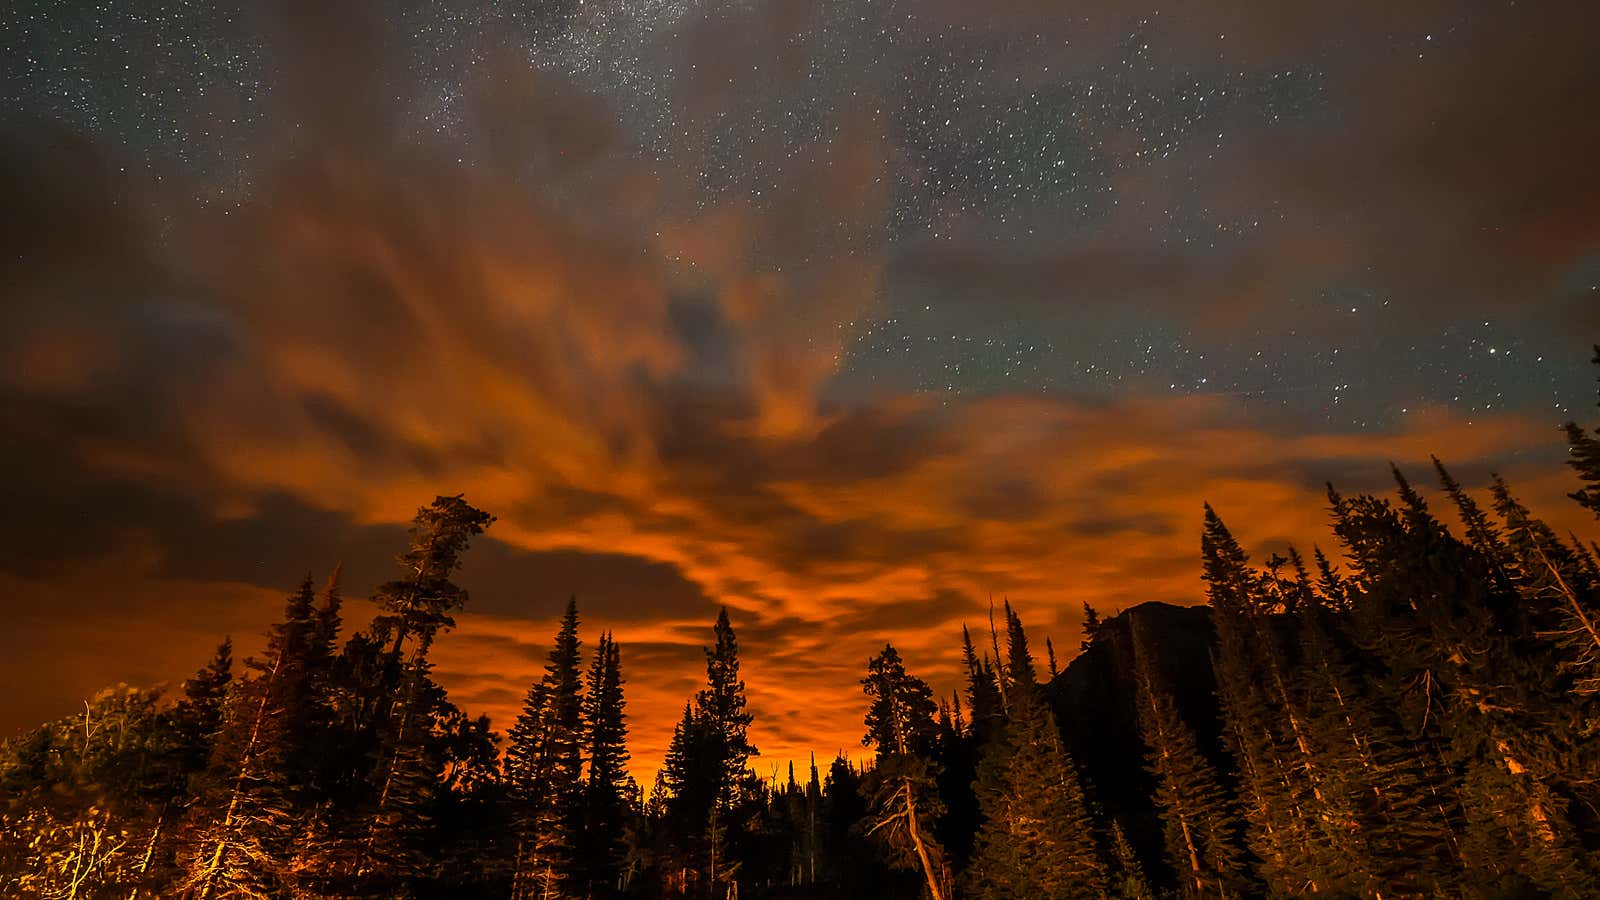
[{"left": 904, "top": 779, "right": 946, "bottom": 900}]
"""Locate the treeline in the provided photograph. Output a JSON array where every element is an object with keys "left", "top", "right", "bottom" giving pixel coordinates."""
[{"left": 4, "top": 348, "right": 1600, "bottom": 899}]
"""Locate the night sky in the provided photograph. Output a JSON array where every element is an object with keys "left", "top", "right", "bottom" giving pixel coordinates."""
[{"left": 4, "top": 0, "right": 1597, "bottom": 781}]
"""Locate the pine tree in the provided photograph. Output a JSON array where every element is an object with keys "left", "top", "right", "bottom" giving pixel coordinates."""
[
  {"left": 310, "top": 563, "right": 344, "bottom": 679},
  {"left": 1491, "top": 476, "right": 1600, "bottom": 694},
  {"left": 820, "top": 754, "right": 871, "bottom": 889},
  {"left": 1564, "top": 345, "right": 1600, "bottom": 520},
  {"left": 359, "top": 495, "right": 493, "bottom": 884},
  {"left": 652, "top": 609, "right": 758, "bottom": 898},
  {"left": 507, "top": 598, "right": 585, "bottom": 899},
  {"left": 1129, "top": 616, "right": 1246, "bottom": 897},
  {"left": 1080, "top": 602, "right": 1102, "bottom": 651},
  {"left": 962, "top": 604, "right": 1108, "bottom": 897},
  {"left": 368, "top": 495, "right": 495, "bottom": 659},
  {"left": 1203, "top": 505, "right": 1341, "bottom": 894},
  {"left": 698, "top": 608, "right": 757, "bottom": 805},
  {"left": 1310, "top": 546, "right": 1351, "bottom": 611},
  {"left": 803, "top": 754, "right": 822, "bottom": 885},
  {"left": 180, "top": 578, "right": 321, "bottom": 899},
  {"left": 961, "top": 625, "right": 1003, "bottom": 734},
  {"left": 860, "top": 644, "right": 947, "bottom": 900},
  {"left": 1330, "top": 476, "right": 1595, "bottom": 893},
  {"left": 580, "top": 631, "right": 630, "bottom": 898},
  {"left": 1109, "top": 820, "right": 1154, "bottom": 900},
  {"left": 1293, "top": 598, "right": 1462, "bottom": 896},
  {"left": 1002, "top": 601, "right": 1035, "bottom": 690},
  {"left": 172, "top": 639, "right": 234, "bottom": 778},
  {"left": 965, "top": 683, "right": 1108, "bottom": 899}
]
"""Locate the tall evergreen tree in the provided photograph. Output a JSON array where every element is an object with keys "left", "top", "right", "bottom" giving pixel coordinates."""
[
  {"left": 699, "top": 608, "right": 757, "bottom": 802},
  {"left": 965, "top": 682, "right": 1108, "bottom": 899},
  {"left": 1002, "top": 602, "right": 1036, "bottom": 690},
  {"left": 171, "top": 639, "right": 234, "bottom": 779},
  {"left": 1564, "top": 345, "right": 1600, "bottom": 520},
  {"left": 358, "top": 495, "right": 493, "bottom": 884},
  {"left": 961, "top": 625, "right": 1003, "bottom": 734},
  {"left": 1491, "top": 476, "right": 1600, "bottom": 695},
  {"left": 861, "top": 644, "right": 948, "bottom": 900},
  {"left": 180, "top": 578, "right": 321, "bottom": 899},
  {"left": 1203, "top": 505, "right": 1342, "bottom": 894},
  {"left": 310, "top": 564, "right": 344, "bottom": 679},
  {"left": 1080, "top": 602, "right": 1103, "bottom": 651},
  {"left": 653, "top": 609, "right": 758, "bottom": 898},
  {"left": 1109, "top": 820, "right": 1155, "bottom": 900},
  {"left": 507, "top": 598, "right": 586, "bottom": 899},
  {"left": 1330, "top": 477, "right": 1592, "bottom": 894},
  {"left": 1293, "top": 595, "right": 1462, "bottom": 895},
  {"left": 1129, "top": 617, "right": 1246, "bottom": 896},
  {"left": 580, "top": 631, "right": 630, "bottom": 898}
]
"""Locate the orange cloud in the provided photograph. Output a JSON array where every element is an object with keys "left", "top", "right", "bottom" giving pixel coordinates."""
[{"left": 2, "top": 4, "right": 1595, "bottom": 788}]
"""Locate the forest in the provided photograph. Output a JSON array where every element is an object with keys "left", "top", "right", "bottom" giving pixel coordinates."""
[{"left": 3, "top": 347, "right": 1600, "bottom": 899}]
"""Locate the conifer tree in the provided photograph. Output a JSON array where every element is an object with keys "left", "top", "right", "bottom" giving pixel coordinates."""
[
  {"left": 358, "top": 495, "right": 492, "bottom": 883},
  {"left": 1330, "top": 476, "right": 1594, "bottom": 894},
  {"left": 1109, "top": 820, "right": 1154, "bottom": 900},
  {"left": 860, "top": 644, "right": 947, "bottom": 900},
  {"left": 172, "top": 639, "right": 234, "bottom": 778},
  {"left": 821, "top": 754, "right": 871, "bottom": 889},
  {"left": 654, "top": 609, "right": 758, "bottom": 898},
  {"left": 803, "top": 754, "right": 822, "bottom": 885},
  {"left": 965, "top": 682, "right": 1108, "bottom": 899},
  {"left": 1203, "top": 505, "right": 1342, "bottom": 894},
  {"left": 310, "top": 564, "right": 344, "bottom": 679},
  {"left": 1293, "top": 596, "right": 1462, "bottom": 895},
  {"left": 580, "top": 631, "right": 630, "bottom": 897},
  {"left": 1129, "top": 617, "right": 1246, "bottom": 896},
  {"left": 1564, "top": 346, "right": 1600, "bottom": 520},
  {"left": 1311, "top": 546, "right": 1350, "bottom": 611},
  {"left": 965, "top": 605, "right": 1107, "bottom": 898},
  {"left": 961, "top": 625, "right": 1003, "bottom": 733},
  {"left": 699, "top": 608, "right": 757, "bottom": 804},
  {"left": 1002, "top": 601, "right": 1035, "bottom": 690},
  {"left": 181, "top": 577, "right": 321, "bottom": 899},
  {"left": 507, "top": 598, "right": 585, "bottom": 899},
  {"left": 1080, "top": 602, "right": 1102, "bottom": 651},
  {"left": 1491, "top": 476, "right": 1600, "bottom": 694}
]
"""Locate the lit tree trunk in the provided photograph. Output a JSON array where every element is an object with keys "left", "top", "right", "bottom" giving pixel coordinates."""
[
  {"left": 191, "top": 636, "right": 289, "bottom": 898},
  {"left": 903, "top": 781, "right": 946, "bottom": 900}
]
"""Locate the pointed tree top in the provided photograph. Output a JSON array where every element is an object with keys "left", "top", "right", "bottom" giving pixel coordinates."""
[{"left": 321, "top": 561, "right": 343, "bottom": 603}]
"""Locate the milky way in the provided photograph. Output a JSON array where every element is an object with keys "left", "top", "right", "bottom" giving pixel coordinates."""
[{"left": 9, "top": 0, "right": 1591, "bottom": 430}]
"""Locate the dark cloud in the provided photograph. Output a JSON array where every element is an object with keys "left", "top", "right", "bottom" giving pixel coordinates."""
[
  {"left": 462, "top": 543, "right": 715, "bottom": 623},
  {"left": 3, "top": 0, "right": 1596, "bottom": 784}
]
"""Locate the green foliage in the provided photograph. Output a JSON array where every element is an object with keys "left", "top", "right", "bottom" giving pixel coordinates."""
[
  {"left": 1567, "top": 346, "right": 1600, "bottom": 519},
  {"left": 507, "top": 597, "right": 586, "bottom": 898},
  {"left": 1109, "top": 820, "right": 1154, "bottom": 900},
  {"left": 861, "top": 644, "right": 949, "bottom": 900},
  {"left": 1130, "top": 617, "right": 1247, "bottom": 897},
  {"left": 965, "top": 684, "right": 1107, "bottom": 899},
  {"left": 651, "top": 608, "right": 763, "bottom": 899},
  {"left": 180, "top": 576, "right": 326, "bottom": 899},
  {"left": 369, "top": 494, "right": 495, "bottom": 655}
]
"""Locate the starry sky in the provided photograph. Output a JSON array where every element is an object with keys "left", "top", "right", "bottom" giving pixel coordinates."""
[{"left": 3, "top": 0, "right": 1597, "bottom": 782}]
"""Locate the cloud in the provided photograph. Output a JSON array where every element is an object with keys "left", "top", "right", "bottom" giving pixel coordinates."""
[{"left": 3, "top": 0, "right": 1597, "bottom": 787}]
